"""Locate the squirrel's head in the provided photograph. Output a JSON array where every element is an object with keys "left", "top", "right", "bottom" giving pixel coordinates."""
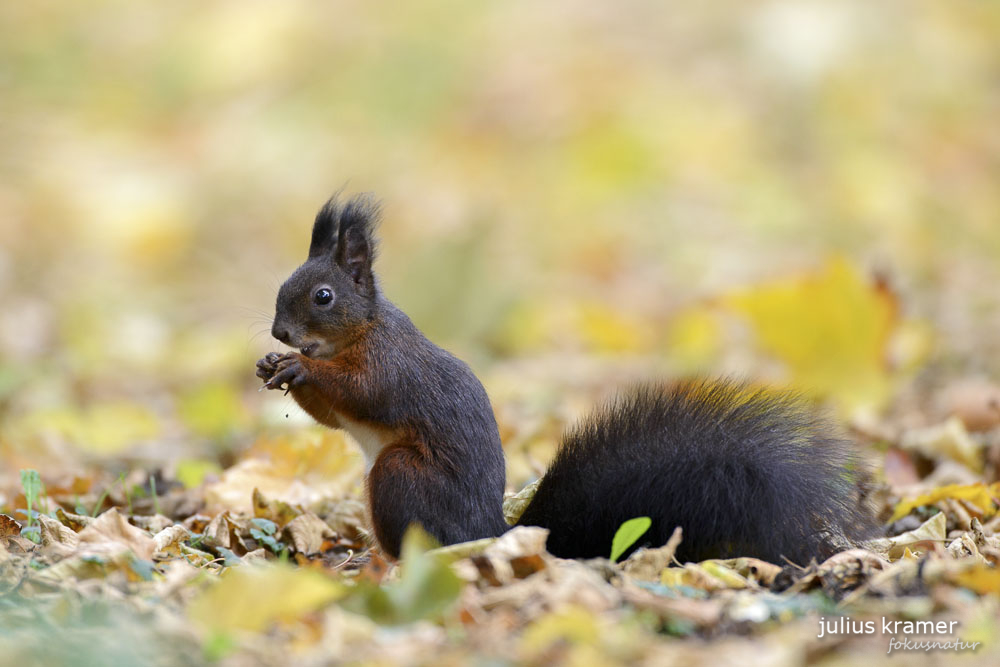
[{"left": 271, "top": 194, "right": 380, "bottom": 359}]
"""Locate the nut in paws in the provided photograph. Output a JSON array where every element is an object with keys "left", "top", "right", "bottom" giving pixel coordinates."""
[
  {"left": 266, "top": 355, "right": 307, "bottom": 392},
  {"left": 255, "top": 352, "right": 285, "bottom": 382}
]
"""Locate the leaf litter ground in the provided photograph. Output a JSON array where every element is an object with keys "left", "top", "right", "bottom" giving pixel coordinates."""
[{"left": 3, "top": 378, "right": 1000, "bottom": 667}]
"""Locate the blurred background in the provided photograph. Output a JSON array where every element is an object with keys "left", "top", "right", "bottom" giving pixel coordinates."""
[{"left": 1, "top": 0, "right": 998, "bottom": 494}]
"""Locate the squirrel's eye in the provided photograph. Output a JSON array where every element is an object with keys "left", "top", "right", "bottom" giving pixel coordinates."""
[{"left": 314, "top": 288, "right": 333, "bottom": 305}]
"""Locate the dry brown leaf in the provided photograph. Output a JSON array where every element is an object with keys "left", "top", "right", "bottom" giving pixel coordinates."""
[
  {"left": 453, "top": 526, "right": 549, "bottom": 586},
  {"left": 153, "top": 525, "right": 190, "bottom": 556},
  {"left": 285, "top": 513, "right": 334, "bottom": 555},
  {"left": 510, "top": 554, "right": 547, "bottom": 579},
  {"left": 818, "top": 548, "right": 888, "bottom": 571},
  {"left": 899, "top": 417, "right": 984, "bottom": 472},
  {"left": 253, "top": 487, "right": 302, "bottom": 528},
  {"left": 0, "top": 514, "right": 21, "bottom": 538},
  {"left": 870, "top": 511, "right": 947, "bottom": 560},
  {"left": 131, "top": 514, "right": 175, "bottom": 534},
  {"left": 723, "top": 557, "right": 783, "bottom": 587},
  {"left": 242, "top": 548, "right": 269, "bottom": 564},
  {"left": 37, "top": 514, "right": 79, "bottom": 551},
  {"left": 76, "top": 508, "right": 155, "bottom": 560},
  {"left": 432, "top": 537, "right": 498, "bottom": 561},
  {"left": 941, "top": 378, "right": 1000, "bottom": 432},
  {"left": 182, "top": 514, "right": 212, "bottom": 534},
  {"left": 315, "top": 497, "right": 368, "bottom": 542},
  {"left": 485, "top": 558, "right": 620, "bottom": 618},
  {"left": 55, "top": 508, "right": 94, "bottom": 531},
  {"left": 204, "top": 454, "right": 359, "bottom": 515},
  {"left": 621, "top": 580, "right": 724, "bottom": 628},
  {"left": 503, "top": 479, "right": 541, "bottom": 525},
  {"left": 202, "top": 511, "right": 237, "bottom": 551},
  {"left": 622, "top": 526, "right": 682, "bottom": 581},
  {"left": 483, "top": 526, "right": 548, "bottom": 561}
]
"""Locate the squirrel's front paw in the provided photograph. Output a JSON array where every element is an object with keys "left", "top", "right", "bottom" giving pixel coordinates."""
[
  {"left": 264, "top": 354, "right": 308, "bottom": 393},
  {"left": 255, "top": 352, "right": 285, "bottom": 382}
]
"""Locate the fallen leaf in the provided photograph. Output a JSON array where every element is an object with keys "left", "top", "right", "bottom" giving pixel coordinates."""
[
  {"left": 484, "top": 526, "right": 549, "bottom": 561},
  {"left": 188, "top": 563, "right": 343, "bottom": 633},
  {"left": 342, "top": 526, "right": 463, "bottom": 625},
  {"left": 871, "top": 511, "right": 948, "bottom": 560},
  {"left": 610, "top": 516, "right": 652, "bottom": 562},
  {"left": 521, "top": 605, "right": 600, "bottom": 653},
  {"left": 723, "top": 557, "right": 784, "bottom": 587},
  {"left": 899, "top": 417, "right": 984, "bottom": 472},
  {"left": 202, "top": 512, "right": 234, "bottom": 550},
  {"left": 174, "top": 459, "right": 223, "bottom": 489},
  {"left": 37, "top": 514, "right": 79, "bottom": 550},
  {"left": 153, "top": 525, "right": 190, "bottom": 556},
  {"left": 661, "top": 561, "right": 753, "bottom": 591},
  {"left": 131, "top": 514, "right": 175, "bottom": 534},
  {"left": 503, "top": 480, "right": 540, "bottom": 526},
  {"left": 76, "top": 508, "right": 155, "bottom": 560},
  {"left": 253, "top": 487, "right": 302, "bottom": 528},
  {"left": 889, "top": 482, "right": 1000, "bottom": 523},
  {"left": 942, "top": 378, "right": 1000, "bottom": 432},
  {"left": 20, "top": 402, "right": 161, "bottom": 454},
  {"left": 623, "top": 527, "right": 682, "bottom": 581},
  {"left": 575, "top": 301, "right": 650, "bottom": 353},
  {"left": 0, "top": 514, "right": 19, "bottom": 537},
  {"left": 954, "top": 564, "right": 1000, "bottom": 594},
  {"left": 0, "top": 514, "right": 36, "bottom": 554},
  {"left": 204, "top": 454, "right": 358, "bottom": 514},
  {"left": 284, "top": 513, "right": 334, "bottom": 556},
  {"left": 722, "top": 256, "right": 899, "bottom": 415},
  {"left": 55, "top": 508, "right": 94, "bottom": 531},
  {"left": 177, "top": 382, "right": 250, "bottom": 440}
]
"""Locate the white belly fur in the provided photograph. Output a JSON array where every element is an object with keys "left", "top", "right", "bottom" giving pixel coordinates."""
[{"left": 335, "top": 412, "right": 399, "bottom": 472}]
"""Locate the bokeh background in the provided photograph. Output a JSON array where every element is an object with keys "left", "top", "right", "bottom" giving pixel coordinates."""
[{"left": 1, "top": 0, "right": 998, "bottom": 490}]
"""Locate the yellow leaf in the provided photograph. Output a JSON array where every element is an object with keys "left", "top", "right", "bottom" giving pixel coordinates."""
[
  {"left": 175, "top": 459, "right": 223, "bottom": 488},
  {"left": 899, "top": 417, "right": 983, "bottom": 471},
  {"left": 203, "top": 430, "right": 362, "bottom": 512},
  {"left": 659, "top": 561, "right": 751, "bottom": 591},
  {"left": 660, "top": 567, "right": 686, "bottom": 588},
  {"left": 665, "top": 306, "right": 724, "bottom": 372},
  {"left": 870, "top": 512, "right": 947, "bottom": 560},
  {"left": 954, "top": 564, "right": 1000, "bottom": 595},
  {"left": 177, "top": 382, "right": 250, "bottom": 440},
  {"left": 495, "top": 300, "right": 552, "bottom": 354},
  {"left": 576, "top": 301, "right": 649, "bottom": 354},
  {"left": 245, "top": 430, "right": 361, "bottom": 480},
  {"left": 17, "top": 402, "right": 160, "bottom": 454},
  {"left": 699, "top": 560, "right": 752, "bottom": 589},
  {"left": 723, "top": 256, "right": 897, "bottom": 414},
  {"left": 889, "top": 483, "right": 1000, "bottom": 523},
  {"left": 522, "top": 605, "right": 600, "bottom": 653},
  {"left": 189, "top": 564, "right": 343, "bottom": 634}
]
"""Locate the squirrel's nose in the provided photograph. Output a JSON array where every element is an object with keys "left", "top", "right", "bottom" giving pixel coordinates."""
[{"left": 271, "top": 324, "right": 291, "bottom": 345}]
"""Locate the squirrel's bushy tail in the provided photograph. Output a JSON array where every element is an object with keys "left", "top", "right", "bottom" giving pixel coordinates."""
[{"left": 516, "top": 379, "right": 878, "bottom": 564}]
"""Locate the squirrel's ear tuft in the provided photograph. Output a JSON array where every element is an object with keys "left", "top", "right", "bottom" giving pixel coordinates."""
[
  {"left": 309, "top": 197, "right": 341, "bottom": 259},
  {"left": 335, "top": 194, "right": 380, "bottom": 295}
]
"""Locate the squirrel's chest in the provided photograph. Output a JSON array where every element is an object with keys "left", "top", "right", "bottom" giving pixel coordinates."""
[{"left": 335, "top": 412, "right": 400, "bottom": 472}]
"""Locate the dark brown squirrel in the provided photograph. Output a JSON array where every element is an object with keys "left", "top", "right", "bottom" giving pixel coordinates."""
[{"left": 256, "top": 194, "right": 877, "bottom": 562}]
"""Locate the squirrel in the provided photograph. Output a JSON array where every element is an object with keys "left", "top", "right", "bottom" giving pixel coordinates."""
[{"left": 256, "top": 194, "right": 877, "bottom": 563}]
